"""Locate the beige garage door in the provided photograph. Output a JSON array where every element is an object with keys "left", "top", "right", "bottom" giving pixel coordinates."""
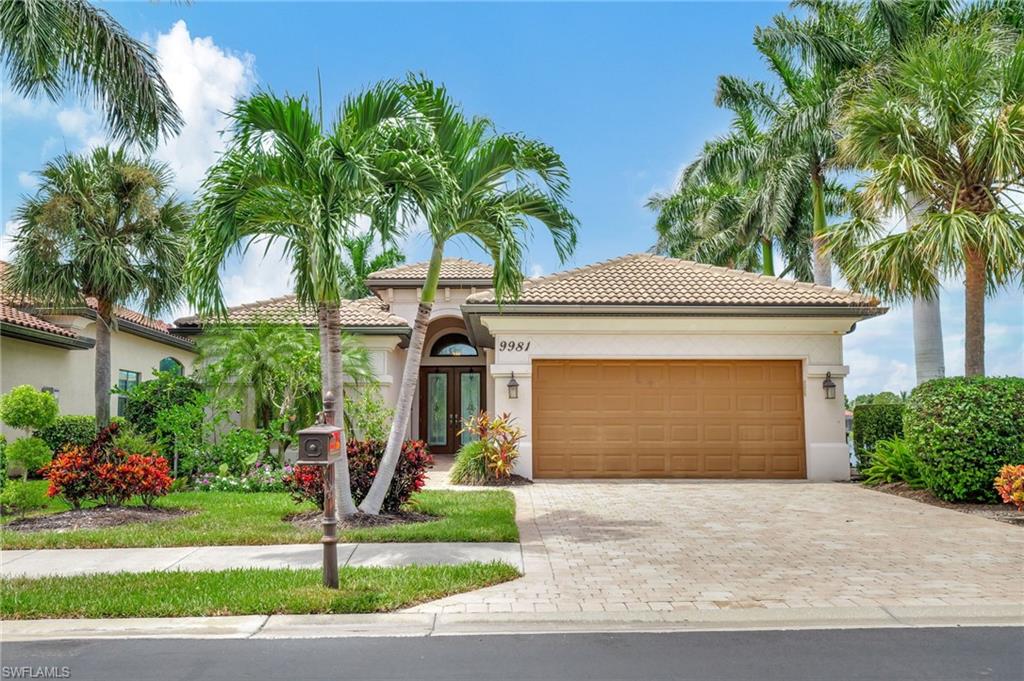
[{"left": 532, "top": 359, "right": 806, "bottom": 479}]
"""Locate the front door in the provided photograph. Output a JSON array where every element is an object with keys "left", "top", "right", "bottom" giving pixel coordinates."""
[{"left": 419, "top": 366, "right": 485, "bottom": 454}]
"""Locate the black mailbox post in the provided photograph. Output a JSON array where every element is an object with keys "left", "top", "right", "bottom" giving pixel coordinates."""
[{"left": 296, "top": 394, "right": 344, "bottom": 589}]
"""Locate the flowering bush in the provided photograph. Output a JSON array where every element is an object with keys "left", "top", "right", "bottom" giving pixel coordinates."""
[
  {"left": 451, "top": 412, "right": 524, "bottom": 484},
  {"left": 994, "top": 464, "right": 1024, "bottom": 512},
  {"left": 194, "top": 464, "right": 288, "bottom": 493},
  {"left": 40, "top": 423, "right": 174, "bottom": 508},
  {"left": 283, "top": 440, "right": 432, "bottom": 513}
]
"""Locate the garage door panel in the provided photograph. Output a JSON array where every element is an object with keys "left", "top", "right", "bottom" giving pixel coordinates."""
[{"left": 533, "top": 360, "right": 805, "bottom": 479}]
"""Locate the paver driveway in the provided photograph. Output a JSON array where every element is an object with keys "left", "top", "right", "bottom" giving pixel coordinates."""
[{"left": 409, "top": 480, "right": 1024, "bottom": 614}]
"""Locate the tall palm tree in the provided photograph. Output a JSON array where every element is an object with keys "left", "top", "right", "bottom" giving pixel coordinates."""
[
  {"left": 832, "top": 22, "right": 1024, "bottom": 376},
  {"left": 4, "top": 147, "right": 189, "bottom": 428},
  {"left": 359, "top": 76, "right": 579, "bottom": 515},
  {"left": 186, "top": 85, "right": 437, "bottom": 514},
  {"left": 0, "top": 0, "right": 181, "bottom": 148},
  {"left": 339, "top": 232, "right": 405, "bottom": 299}
]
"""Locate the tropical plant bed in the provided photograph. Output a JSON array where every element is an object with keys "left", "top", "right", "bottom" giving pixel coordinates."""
[
  {"left": 0, "top": 563, "right": 520, "bottom": 620},
  {"left": 453, "top": 474, "right": 533, "bottom": 487},
  {"left": 865, "top": 482, "right": 1024, "bottom": 526},
  {"left": 0, "top": 483, "right": 518, "bottom": 549}
]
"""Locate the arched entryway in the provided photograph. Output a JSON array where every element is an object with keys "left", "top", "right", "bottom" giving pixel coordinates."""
[{"left": 417, "top": 317, "right": 486, "bottom": 455}]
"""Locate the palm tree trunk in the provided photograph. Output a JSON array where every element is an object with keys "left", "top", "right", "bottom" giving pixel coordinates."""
[
  {"left": 964, "top": 246, "right": 986, "bottom": 376},
  {"left": 912, "top": 295, "right": 945, "bottom": 384},
  {"left": 326, "top": 302, "right": 357, "bottom": 515},
  {"left": 761, "top": 238, "right": 775, "bottom": 276},
  {"left": 94, "top": 299, "right": 113, "bottom": 430},
  {"left": 906, "top": 193, "right": 944, "bottom": 385},
  {"left": 359, "top": 244, "right": 443, "bottom": 514},
  {"left": 810, "top": 167, "right": 831, "bottom": 286}
]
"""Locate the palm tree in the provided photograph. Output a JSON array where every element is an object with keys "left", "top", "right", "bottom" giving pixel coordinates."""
[
  {"left": 832, "top": 22, "right": 1024, "bottom": 376},
  {"left": 4, "top": 146, "right": 189, "bottom": 428},
  {"left": 186, "top": 85, "right": 435, "bottom": 514},
  {"left": 339, "top": 232, "right": 405, "bottom": 299},
  {"left": 359, "top": 76, "right": 579, "bottom": 515},
  {"left": 0, "top": 0, "right": 181, "bottom": 147},
  {"left": 198, "top": 320, "right": 375, "bottom": 462}
]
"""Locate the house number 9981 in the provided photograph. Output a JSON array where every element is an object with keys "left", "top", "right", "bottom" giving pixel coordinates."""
[{"left": 499, "top": 340, "right": 530, "bottom": 352}]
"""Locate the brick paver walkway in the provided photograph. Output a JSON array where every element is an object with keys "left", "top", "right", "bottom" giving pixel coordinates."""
[{"left": 408, "top": 480, "right": 1023, "bottom": 615}]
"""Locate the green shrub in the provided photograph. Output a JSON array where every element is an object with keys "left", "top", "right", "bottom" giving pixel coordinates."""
[
  {"left": 121, "top": 371, "right": 203, "bottom": 437},
  {"left": 853, "top": 403, "right": 904, "bottom": 469},
  {"left": 0, "top": 480, "right": 48, "bottom": 518},
  {"left": 112, "top": 427, "right": 160, "bottom": 456},
  {"left": 6, "top": 437, "right": 53, "bottom": 481},
  {"left": 35, "top": 415, "right": 98, "bottom": 451},
  {"left": 905, "top": 376, "right": 1024, "bottom": 503},
  {"left": 210, "top": 429, "right": 268, "bottom": 476},
  {"left": 0, "top": 385, "right": 58, "bottom": 431},
  {"left": 450, "top": 440, "right": 491, "bottom": 484},
  {"left": 344, "top": 390, "right": 394, "bottom": 442},
  {"left": 0, "top": 435, "right": 7, "bottom": 491},
  {"left": 861, "top": 438, "right": 926, "bottom": 488}
]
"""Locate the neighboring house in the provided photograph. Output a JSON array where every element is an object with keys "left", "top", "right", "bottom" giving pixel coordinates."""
[
  {"left": 0, "top": 261, "right": 196, "bottom": 439},
  {"left": 176, "top": 253, "right": 885, "bottom": 482}
]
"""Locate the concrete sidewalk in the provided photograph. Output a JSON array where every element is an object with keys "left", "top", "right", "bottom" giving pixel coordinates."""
[
  {"left": 2, "top": 604, "right": 1021, "bottom": 642},
  {"left": 0, "top": 542, "right": 523, "bottom": 578}
]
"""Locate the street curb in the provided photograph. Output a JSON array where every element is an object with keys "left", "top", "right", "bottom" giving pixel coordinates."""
[{"left": 3, "top": 605, "right": 1021, "bottom": 641}]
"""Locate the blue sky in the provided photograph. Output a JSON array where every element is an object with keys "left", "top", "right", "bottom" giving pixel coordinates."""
[{"left": 2, "top": 1, "right": 1021, "bottom": 395}]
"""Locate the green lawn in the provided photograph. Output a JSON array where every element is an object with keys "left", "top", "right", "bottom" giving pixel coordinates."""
[
  {"left": 0, "top": 482, "right": 518, "bottom": 549},
  {"left": 0, "top": 563, "right": 520, "bottom": 619}
]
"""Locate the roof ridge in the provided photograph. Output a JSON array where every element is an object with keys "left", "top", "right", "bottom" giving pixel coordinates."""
[
  {"left": 367, "top": 257, "right": 494, "bottom": 280},
  {"left": 519, "top": 253, "right": 647, "bottom": 288},
  {"left": 664, "top": 257, "right": 874, "bottom": 302}
]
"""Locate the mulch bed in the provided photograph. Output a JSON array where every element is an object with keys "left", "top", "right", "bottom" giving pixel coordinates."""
[
  {"left": 867, "top": 482, "right": 1024, "bottom": 526},
  {"left": 3, "top": 506, "right": 194, "bottom": 533},
  {"left": 285, "top": 509, "right": 437, "bottom": 530}
]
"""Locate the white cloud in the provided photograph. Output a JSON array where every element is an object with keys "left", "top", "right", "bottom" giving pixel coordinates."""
[
  {"left": 1, "top": 85, "right": 52, "bottom": 119},
  {"left": 220, "top": 238, "right": 293, "bottom": 308},
  {"left": 55, "top": 107, "right": 105, "bottom": 151},
  {"left": 529, "top": 263, "right": 544, "bottom": 279},
  {"left": 1, "top": 220, "right": 22, "bottom": 261},
  {"left": 151, "top": 20, "right": 256, "bottom": 193},
  {"left": 16, "top": 172, "right": 37, "bottom": 189}
]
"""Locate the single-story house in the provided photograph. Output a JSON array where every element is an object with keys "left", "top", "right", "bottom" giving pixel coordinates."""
[
  {"left": 175, "top": 253, "right": 885, "bottom": 481},
  {"left": 0, "top": 261, "right": 196, "bottom": 439}
]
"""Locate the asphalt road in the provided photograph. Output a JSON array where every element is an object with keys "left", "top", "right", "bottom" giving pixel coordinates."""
[{"left": 3, "top": 626, "right": 1022, "bottom": 681}]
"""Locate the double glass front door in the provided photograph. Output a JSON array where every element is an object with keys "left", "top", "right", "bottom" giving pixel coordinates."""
[{"left": 419, "top": 366, "right": 485, "bottom": 455}]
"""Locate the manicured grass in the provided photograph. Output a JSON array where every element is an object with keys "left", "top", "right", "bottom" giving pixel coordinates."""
[
  {"left": 0, "top": 482, "right": 517, "bottom": 549},
  {"left": 0, "top": 563, "right": 520, "bottom": 619}
]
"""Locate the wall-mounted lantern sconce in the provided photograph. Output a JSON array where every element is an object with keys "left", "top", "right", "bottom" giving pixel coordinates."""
[
  {"left": 822, "top": 371, "right": 836, "bottom": 400},
  {"left": 507, "top": 372, "right": 519, "bottom": 400}
]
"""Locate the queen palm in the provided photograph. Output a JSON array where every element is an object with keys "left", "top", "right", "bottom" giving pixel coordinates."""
[
  {"left": 339, "top": 232, "right": 406, "bottom": 299},
  {"left": 359, "top": 76, "right": 578, "bottom": 515},
  {"left": 832, "top": 23, "right": 1024, "bottom": 376},
  {"left": 187, "top": 85, "right": 437, "bottom": 514},
  {"left": 4, "top": 147, "right": 189, "bottom": 428},
  {"left": 1, "top": 0, "right": 181, "bottom": 147}
]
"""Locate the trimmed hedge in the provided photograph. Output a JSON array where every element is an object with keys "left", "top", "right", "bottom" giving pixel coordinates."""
[
  {"left": 35, "top": 415, "right": 99, "bottom": 452},
  {"left": 852, "top": 404, "right": 904, "bottom": 469},
  {"left": 905, "top": 376, "right": 1024, "bottom": 503}
]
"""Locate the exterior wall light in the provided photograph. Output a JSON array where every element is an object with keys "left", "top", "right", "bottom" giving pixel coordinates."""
[
  {"left": 822, "top": 371, "right": 836, "bottom": 400},
  {"left": 507, "top": 372, "right": 519, "bottom": 400}
]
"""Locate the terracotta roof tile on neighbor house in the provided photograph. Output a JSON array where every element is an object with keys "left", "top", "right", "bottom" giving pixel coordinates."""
[
  {"left": 174, "top": 295, "right": 411, "bottom": 329},
  {"left": 464, "top": 253, "right": 881, "bottom": 308},
  {"left": 367, "top": 258, "right": 494, "bottom": 283},
  {"left": 0, "top": 303, "right": 79, "bottom": 338}
]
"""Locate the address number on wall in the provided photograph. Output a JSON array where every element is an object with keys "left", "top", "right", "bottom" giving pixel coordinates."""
[{"left": 498, "top": 340, "right": 531, "bottom": 352}]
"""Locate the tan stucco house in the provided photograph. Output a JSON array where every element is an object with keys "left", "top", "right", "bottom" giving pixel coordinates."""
[
  {"left": 176, "top": 253, "right": 884, "bottom": 481},
  {"left": 0, "top": 262, "right": 196, "bottom": 439}
]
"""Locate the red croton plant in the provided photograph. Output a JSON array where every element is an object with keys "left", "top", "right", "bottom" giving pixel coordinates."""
[
  {"left": 41, "top": 423, "right": 173, "bottom": 509},
  {"left": 284, "top": 439, "right": 432, "bottom": 513},
  {"left": 994, "top": 464, "right": 1024, "bottom": 512}
]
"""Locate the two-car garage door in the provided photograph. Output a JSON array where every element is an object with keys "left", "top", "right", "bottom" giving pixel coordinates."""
[{"left": 532, "top": 359, "right": 806, "bottom": 479}]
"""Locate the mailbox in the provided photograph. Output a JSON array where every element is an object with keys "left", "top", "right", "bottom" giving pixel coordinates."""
[{"left": 296, "top": 423, "right": 343, "bottom": 464}]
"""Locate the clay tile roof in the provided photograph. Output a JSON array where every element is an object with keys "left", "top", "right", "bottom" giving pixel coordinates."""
[
  {"left": 0, "top": 303, "right": 79, "bottom": 338},
  {"left": 367, "top": 258, "right": 493, "bottom": 283},
  {"left": 174, "top": 295, "right": 411, "bottom": 329},
  {"left": 464, "top": 254, "right": 880, "bottom": 308}
]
